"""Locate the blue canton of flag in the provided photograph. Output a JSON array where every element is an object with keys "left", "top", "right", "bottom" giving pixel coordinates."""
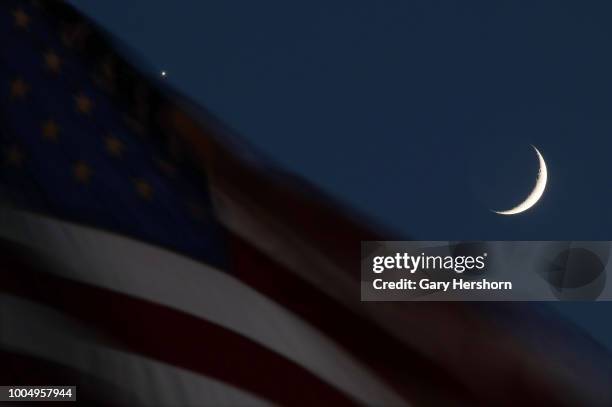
[{"left": 0, "top": 0, "right": 226, "bottom": 269}]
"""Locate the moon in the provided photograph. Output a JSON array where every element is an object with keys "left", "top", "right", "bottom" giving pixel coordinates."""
[{"left": 492, "top": 145, "right": 548, "bottom": 215}]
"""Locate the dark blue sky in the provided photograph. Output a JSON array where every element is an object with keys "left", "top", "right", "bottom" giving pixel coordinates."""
[{"left": 72, "top": 1, "right": 612, "bottom": 349}]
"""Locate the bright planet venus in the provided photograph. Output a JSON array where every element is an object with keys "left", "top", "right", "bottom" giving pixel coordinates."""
[{"left": 492, "top": 145, "right": 548, "bottom": 216}]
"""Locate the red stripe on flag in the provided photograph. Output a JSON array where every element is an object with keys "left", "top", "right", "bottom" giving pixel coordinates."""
[
  {"left": 229, "top": 235, "right": 478, "bottom": 406},
  {"left": 163, "top": 107, "right": 384, "bottom": 276}
]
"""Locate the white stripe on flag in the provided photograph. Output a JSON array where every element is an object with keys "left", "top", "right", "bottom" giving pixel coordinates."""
[{"left": 0, "top": 294, "right": 273, "bottom": 407}]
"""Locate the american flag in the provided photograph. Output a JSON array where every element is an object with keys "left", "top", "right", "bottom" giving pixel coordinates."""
[{"left": 0, "top": 1, "right": 609, "bottom": 406}]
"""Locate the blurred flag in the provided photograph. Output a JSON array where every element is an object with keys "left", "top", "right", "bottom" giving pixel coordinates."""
[{"left": 0, "top": 1, "right": 609, "bottom": 406}]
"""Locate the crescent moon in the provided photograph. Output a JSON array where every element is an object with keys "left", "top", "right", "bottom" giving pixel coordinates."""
[{"left": 492, "top": 145, "right": 548, "bottom": 215}]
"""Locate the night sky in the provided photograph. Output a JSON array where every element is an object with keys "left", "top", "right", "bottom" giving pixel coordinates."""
[{"left": 71, "top": 1, "right": 612, "bottom": 350}]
